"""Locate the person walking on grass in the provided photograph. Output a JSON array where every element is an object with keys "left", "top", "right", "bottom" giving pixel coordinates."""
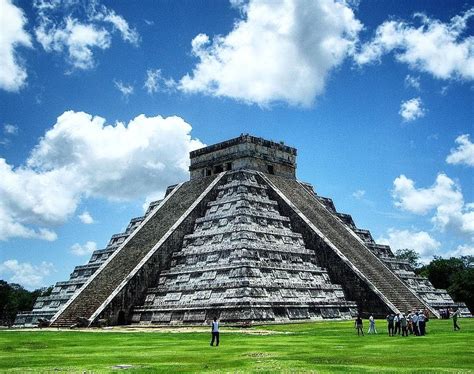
[
  {"left": 368, "top": 315, "right": 377, "bottom": 334},
  {"left": 355, "top": 316, "right": 364, "bottom": 336},
  {"left": 210, "top": 317, "right": 220, "bottom": 346},
  {"left": 453, "top": 309, "right": 461, "bottom": 331},
  {"left": 386, "top": 313, "right": 395, "bottom": 336}
]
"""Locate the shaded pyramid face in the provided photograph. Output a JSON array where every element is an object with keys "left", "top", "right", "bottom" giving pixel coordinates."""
[{"left": 132, "top": 171, "right": 357, "bottom": 324}]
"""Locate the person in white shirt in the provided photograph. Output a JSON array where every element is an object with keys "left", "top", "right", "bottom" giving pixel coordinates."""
[
  {"left": 394, "top": 313, "right": 401, "bottom": 335},
  {"left": 210, "top": 317, "right": 220, "bottom": 346},
  {"left": 368, "top": 315, "right": 377, "bottom": 334},
  {"left": 412, "top": 312, "right": 420, "bottom": 336}
]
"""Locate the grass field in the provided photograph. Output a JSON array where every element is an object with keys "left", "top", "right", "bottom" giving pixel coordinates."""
[{"left": 0, "top": 319, "right": 472, "bottom": 373}]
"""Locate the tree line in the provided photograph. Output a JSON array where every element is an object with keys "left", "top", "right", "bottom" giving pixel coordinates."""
[
  {"left": 0, "top": 281, "right": 52, "bottom": 326},
  {"left": 395, "top": 249, "right": 473, "bottom": 312}
]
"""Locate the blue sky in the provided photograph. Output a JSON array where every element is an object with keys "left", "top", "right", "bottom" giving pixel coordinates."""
[{"left": 0, "top": 0, "right": 473, "bottom": 289}]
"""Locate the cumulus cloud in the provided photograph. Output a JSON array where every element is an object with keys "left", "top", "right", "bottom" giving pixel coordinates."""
[
  {"left": 179, "top": 0, "right": 362, "bottom": 106},
  {"left": 114, "top": 79, "right": 134, "bottom": 99},
  {"left": 392, "top": 173, "right": 474, "bottom": 237},
  {"left": 0, "top": 110, "right": 204, "bottom": 241},
  {"left": 33, "top": 0, "right": 138, "bottom": 70},
  {"left": 399, "top": 97, "right": 425, "bottom": 122},
  {"left": 0, "top": 0, "right": 32, "bottom": 92},
  {"left": 0, "top": 259, "right": 55, "bottom": 289},
  {"left": 70, "top": 240, "right": 97, "bottom": 256},
  {"left": 377, "top": 229, "right": 440, "bottom": 263},
  {"left": 446, "top": 134, "right": 474, "bottom": 167},
  {"left": 448, "top": 244, "right": 474, "bottom": 257},
  {"left": 352, "top": 189, "right": 366, "bottom": 199},
  {"left": 355, "top": 9, "right": 474, "bottom": 80},
  {"left": 144, "top": 69, "right": 176, "bottom": 95},
  {"left": 78, "top": 211, "right": 94, "bottom": 224}
]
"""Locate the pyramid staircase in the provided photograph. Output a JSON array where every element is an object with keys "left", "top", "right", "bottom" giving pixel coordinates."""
[
  {"left": 262, "top": 173, "right": 440, "bottom": 317},
  {"left": 132, "top": 171, "right": 357, "bottom": 324},
  {"left": 50, "top": 174, "right": 224, "bottom": 327}
]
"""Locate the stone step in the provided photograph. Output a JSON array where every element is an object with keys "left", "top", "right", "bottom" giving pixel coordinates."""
[
  {"left": 50, "top": 175, "right": 220, "bottom": 327},
  {"left": 264, "top": 174, "right": 429, "bottom": 315}
]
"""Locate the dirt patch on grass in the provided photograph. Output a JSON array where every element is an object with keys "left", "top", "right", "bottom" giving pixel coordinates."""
[{"left": 8, "top": 326, "right": 288, "bottom": 335}]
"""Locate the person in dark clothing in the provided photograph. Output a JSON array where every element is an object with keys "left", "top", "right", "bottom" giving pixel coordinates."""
[
  {"left": 418, "top": 311, "right": 426, "bottom": 336},
  {"left": 355, "top": 316, "right": 364, "bottom": 336},
  {"left": 400, "top": 313, "right": 408, "bottom": 337},
  {"left": 210, "top": 317, "right": 220, "bottom": 346},
  {"left": 386, "top": 313, "right": 395, "bottom": 336}
]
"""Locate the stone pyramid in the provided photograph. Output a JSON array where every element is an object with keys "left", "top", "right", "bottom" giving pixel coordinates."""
[
  {"left": 132, "top": 171, "right": 355, "bottom": 324},
  {"left": 15, "top": 135, "right": 469, "bottom": 327}
]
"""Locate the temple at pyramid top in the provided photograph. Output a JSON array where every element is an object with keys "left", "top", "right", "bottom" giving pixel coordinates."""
[{"left": 189, "top": 134, "right": 297, "bottom": 179}]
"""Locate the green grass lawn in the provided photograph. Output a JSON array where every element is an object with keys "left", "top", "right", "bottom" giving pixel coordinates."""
[{"left": 0, "top": 319, "right": 472, "bottom": 373}]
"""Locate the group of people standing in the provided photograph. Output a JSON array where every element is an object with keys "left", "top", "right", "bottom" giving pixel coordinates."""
[
  {"left": 355, "top": 309, "right": 462, "bottom": 337},
  {"left": 386, "top": 311, "right": 427, "bottom": 336}
]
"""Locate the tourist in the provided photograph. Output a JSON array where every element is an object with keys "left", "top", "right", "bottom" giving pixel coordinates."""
[
  {"left": 355, "top": 316, "right": 364, "bottom": 336},
  {"left": 367, "top": 315, "right": 377, "bottom": 334},
  {"left": 412, "top": 312, "right": 419, "bottom": 336},
  {"left": 407, "top": 312, "right": 414, "bottom": 335},
  {"left": 386, "top": 313, "right": 395, "bottom": 336},
  {"left": 418, "top": 311, "right": 426, "bottom": 336},
  {"left": 394, "top": 313, "right": 401, "bottom": 335},
  {"left": 210, "top": 317, "right": 220, "bottom": 346},
  {"left": 400, "top": 313, "right": 408, "bottom": 337},
  {"left": 452, "top": 309, "right": 461, "bottom": 331}
]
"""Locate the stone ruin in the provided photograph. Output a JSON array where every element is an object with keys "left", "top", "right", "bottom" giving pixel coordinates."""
[{"left": 15, "top": 134, "right": 470, "bottom": 327}]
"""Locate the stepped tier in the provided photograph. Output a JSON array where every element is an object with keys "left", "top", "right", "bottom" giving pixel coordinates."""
[
  {"left": 132, "top": 171, "right": 356, "bottom": 324},
  {"left": 49, "top": 175, "right": 223, "bottom": 327},
  {"left": 262, "top": 173, "right": 438, "bottom": 317}
]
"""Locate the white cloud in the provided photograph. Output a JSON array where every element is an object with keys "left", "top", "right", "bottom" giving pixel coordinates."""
[
  {"left": 3, "top": 124, "right": 18, "bottom": 135},
  {"left": 0, "top": 259, "right": 55, "bottom": 288},
  {"left": 144, "top": 69, "right": 176, "bottom": 95},
  {"left": 355, "top": 9, "right": 474, "bottom": 81},
  {"left": 446, "top": 134, "right": 474, "bottom": 167},
  {"left": 399, "top": 97, "right": 425, "bottom": 122},
  {"left": 70, "top": 241, "right": 97, "bottom": 256},
  {"left": 179, "top": 0, "right": 362, "bottom": 107},
  {"left": 33, "top": 0, "right": 138, "bottom": 70},
  {"left": 352, "top": 189, "right": 366, "bottom": 199},
  {"left": 0, "top": 110, "right": 203, "bottom": 241},
  {"left": 448, "top": 244, "right": 474, "bottom": 257},
  {"left": 392, "top": 173, "right": 474, "bottom": 237},
  {"left": 114, "top": 79, "right": 134, "bottom": 99},
  {"left": 36, "top": 17, "right": 111, "bottom": 70},
  {"left": 0, "top": 0, "right": 32, "bottom": 92},
  {"left": 78, "top": 211, "right": 94, "bottom": 224},
  {"left": 377, "top": 229, "right": 440, "bottom": 263},
  {"left": 404, "top": 74, "right": 420, "bottom": 90},
  {"left": 93, "top": 7, "right": 139, "bottom": 45}
]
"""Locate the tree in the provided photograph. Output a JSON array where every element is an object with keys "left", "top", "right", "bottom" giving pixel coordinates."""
[
  {"left": 417, "top": 256, "right": 465, "bottom": 290},
  {"left": 0, "top": 280, "right": 47, "bottom": 326},
  {"left": 395, "top": 248, "right": 421, "bottom": 269},
  {"left": 448, "top": 267, "right": 474, "bottom": 312},
  {"left": 417, "top": 256, "right": 473, "bottom": 313}
]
